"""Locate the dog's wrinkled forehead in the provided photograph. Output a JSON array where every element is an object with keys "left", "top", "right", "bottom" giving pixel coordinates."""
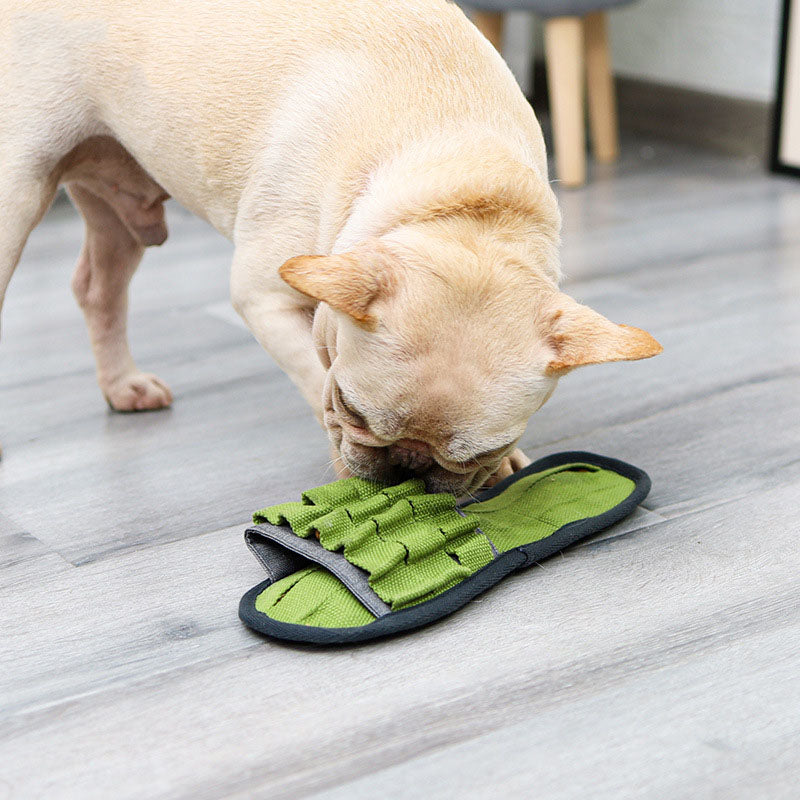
[{"left": 334, "top": 314, "right": 549, "bottom": 454}]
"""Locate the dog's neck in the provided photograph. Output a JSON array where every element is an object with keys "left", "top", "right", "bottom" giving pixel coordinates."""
[{"left": 333, "top": 129, "right": 560, "bottom": 266}]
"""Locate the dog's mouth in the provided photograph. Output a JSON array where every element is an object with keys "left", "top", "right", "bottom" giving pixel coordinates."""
[
  {"left": 340, "top": 438, "right": 488, "bottom": 495},
  {"left": 329, "top": 425, "right": 504, "bottom": 496}
]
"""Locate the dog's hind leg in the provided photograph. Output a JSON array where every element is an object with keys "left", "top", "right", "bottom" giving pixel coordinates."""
[{"left": 66, "top": 182, "right": 173, "bottom": 411}]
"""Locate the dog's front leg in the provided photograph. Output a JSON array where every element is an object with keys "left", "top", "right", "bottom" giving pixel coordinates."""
[{"left": 231, "top": 248, "right": 327, "bottom": 423}]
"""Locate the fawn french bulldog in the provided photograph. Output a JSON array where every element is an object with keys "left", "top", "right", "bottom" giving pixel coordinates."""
[{"left": 0, "top": 0, "right": 661, "bottom": 492}]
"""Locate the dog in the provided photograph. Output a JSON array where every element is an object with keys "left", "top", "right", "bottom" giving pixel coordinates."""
[{"left": 0, "top": 0, "right": 661, "bottom": 494}]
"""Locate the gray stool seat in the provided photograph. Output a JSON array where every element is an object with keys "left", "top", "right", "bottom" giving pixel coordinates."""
[{"left": 471, "top": 0, "right": 633, "bottom": 16}]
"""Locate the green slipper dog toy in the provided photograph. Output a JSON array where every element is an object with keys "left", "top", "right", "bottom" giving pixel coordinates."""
[{"left": 238, "top": 451, "right": 650, "bottom": 644}]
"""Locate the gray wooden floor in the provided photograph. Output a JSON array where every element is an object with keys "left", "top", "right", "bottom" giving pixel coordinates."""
[{"left": 2, "top": 136, "right": 799, "bottom": 800}]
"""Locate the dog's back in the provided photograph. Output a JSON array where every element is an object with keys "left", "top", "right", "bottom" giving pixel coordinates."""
[{"left": 3, "top": 0, "right": 546, "bottom": 217}]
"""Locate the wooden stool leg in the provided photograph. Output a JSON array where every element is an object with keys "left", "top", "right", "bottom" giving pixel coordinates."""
[
  {"left": 544, "top": 16, "right": 586, "bottom": 187},
  {"left": 472, "top": 11, "right": 504, "bottom": 51},
  {"left": 584, "top": 11, "right": 619, "bottom": 163}
]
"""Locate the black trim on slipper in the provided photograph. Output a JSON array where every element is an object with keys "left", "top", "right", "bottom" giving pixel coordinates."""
[{"left": 238, "top": 451, "right": 651, "bottom": 645}]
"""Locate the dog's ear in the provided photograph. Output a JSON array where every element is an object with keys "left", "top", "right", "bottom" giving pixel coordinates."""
[
  {"left": 542, "top": 292, "right": 662, "bottom": 375},
  {"left": 279, "top": 244, "right": 395, "bottom": 329}
]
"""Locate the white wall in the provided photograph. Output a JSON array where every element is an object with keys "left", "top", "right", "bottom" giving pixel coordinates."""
[
  {"left": 608, "top": 0, "right": 783, "bottom": 102},
  {"left": 495, "top": 0, "right": 783, "bottom": 103}
]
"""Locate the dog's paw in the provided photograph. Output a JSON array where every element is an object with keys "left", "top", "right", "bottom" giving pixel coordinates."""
[
  {"left": 482, "top": 447, "right": 531, "bottom": 488},
  {"left": 103, "top": 372, "right": 173, "bottom": 412},
  {"left": 506, "top": 447, "right": 532, "bottom": 471}
]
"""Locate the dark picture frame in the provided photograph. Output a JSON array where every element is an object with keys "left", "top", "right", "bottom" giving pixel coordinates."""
[{"left": 771, "top": 0, "right": 800, "bottom": 176}]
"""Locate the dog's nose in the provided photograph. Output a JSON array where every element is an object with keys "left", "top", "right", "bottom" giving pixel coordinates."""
[{"left": 388, "top": 438, "right": 434, "bottom": 472}]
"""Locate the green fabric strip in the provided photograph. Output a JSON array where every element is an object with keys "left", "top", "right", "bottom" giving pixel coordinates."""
[{"left": 254, "top": 567, "right": 376, "bottom": 628}]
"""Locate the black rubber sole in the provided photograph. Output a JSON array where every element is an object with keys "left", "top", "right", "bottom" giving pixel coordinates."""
[{"left": 238, "top": 451, "right": 651, "bottom": 645}]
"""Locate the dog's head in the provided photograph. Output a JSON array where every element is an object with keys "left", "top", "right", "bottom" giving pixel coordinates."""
[{"left": 280, "top": 223, "right": 661, "bottom": 494}]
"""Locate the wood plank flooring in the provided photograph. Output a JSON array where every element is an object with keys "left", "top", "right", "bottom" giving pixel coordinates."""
[{"left": 1, "top": 136, "right": 799, "bottom": 799}]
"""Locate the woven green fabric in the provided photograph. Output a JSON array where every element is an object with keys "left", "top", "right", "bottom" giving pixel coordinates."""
[
  {"left": 466, "top": 464, "right": 634, "bottom": 552},
  {"left": 252, "top": 462, "right": 635, "bottom": 628}
]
